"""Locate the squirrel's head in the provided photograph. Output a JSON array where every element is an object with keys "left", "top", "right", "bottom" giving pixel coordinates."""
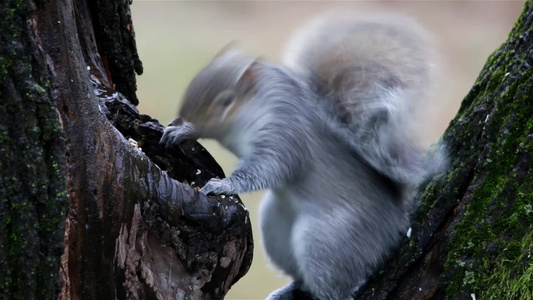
[{"left": 178, "top": 47, "right": 258, "bottom": 139}]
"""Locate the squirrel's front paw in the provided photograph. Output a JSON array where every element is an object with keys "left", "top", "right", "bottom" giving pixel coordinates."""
[
  {"left": 160, "top": 126, "right": 185, "bottom": 147},
  {"left": 160, "top": 121, "right": 197, "bottom": 148},
  {"left": 200, "top": 178, "right": 235, "bottom": 195}
]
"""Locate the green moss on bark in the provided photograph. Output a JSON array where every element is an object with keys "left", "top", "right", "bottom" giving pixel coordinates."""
[
  {"left": 442, "top": 1, "right": 533, "bottom": 298},
  {"left": 0, "top": 0, "right": 67, "bottom": 299}
]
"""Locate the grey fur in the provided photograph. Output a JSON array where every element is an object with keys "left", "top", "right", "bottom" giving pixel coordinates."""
[
  {"left": 160, "top": 14, "right": 446, "bottom": 300},
  {"left": 284, "top": 14, "right": 447, "bottom": 192},
  {"left": 160, "top": 117, "right": 198, "bottom": 146}
]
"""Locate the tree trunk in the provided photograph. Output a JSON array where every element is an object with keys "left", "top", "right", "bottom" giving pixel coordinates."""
[
  {"left": 354, "top": 1, "right": 533, "bottom": 299},
  {"left": 0, "top": 0, "right": 253, "bottom": 299},
  {"left": 0, "top": 2, "right": 67, "bottom": 299}
]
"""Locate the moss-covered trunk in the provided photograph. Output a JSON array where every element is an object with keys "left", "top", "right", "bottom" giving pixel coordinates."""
[
  {"left": 355, "top": 1, "right": 533, "bottom": 299},
  {"left": 0, "top": 1, "right": 67, "bottom": 299},
  {"left": 0, "top": 0, "right": 253, "bottom": 299}
]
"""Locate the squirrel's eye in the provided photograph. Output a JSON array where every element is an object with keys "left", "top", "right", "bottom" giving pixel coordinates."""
[
  {"left": 220, "top": 95, "right": 234, "bottom": 107},
  {"left": 215, "top": 90, "right": 235, "bottom": 108}
]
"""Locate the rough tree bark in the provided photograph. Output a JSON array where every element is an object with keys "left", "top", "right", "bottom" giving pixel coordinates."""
[
  {"left": 0, "top": 2, "right": 67, "bottom": 299},
  {"left": 1, "top": 0, "right": 532, "bottom": 300},
  {"left": 0, "top": 1, "right": 252, "bottom": 300}
]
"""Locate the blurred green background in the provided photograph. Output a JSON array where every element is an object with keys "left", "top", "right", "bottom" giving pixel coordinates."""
[{"left": 130, "top": 1, "right": 524, "bottom": 299}]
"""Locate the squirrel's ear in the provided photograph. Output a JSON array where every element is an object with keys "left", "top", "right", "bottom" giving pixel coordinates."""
[
  {"left": 213, "top": 42, "right": 241, "bottom": 60},
  {"left": 236, "top": 60, "right": 259, "bottom": 95}
]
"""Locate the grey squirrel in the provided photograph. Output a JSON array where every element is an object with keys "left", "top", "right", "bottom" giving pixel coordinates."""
[{"left": 160, "top": 13, "right": 446, "bottom": 300}]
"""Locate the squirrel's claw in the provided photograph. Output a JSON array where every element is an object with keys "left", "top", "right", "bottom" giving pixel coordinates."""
[
  {"left": 200, "top": 178, "right": 235, "bottom": 195},
  {"left": 160, "top": 121, "right": 198, "bottom": 148},
  {"left": 160, "top": 126, "right": 186, "bottom": 147}
]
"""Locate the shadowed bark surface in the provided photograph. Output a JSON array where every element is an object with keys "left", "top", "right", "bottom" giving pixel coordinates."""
[{"left": 0, "top": 0, "right": 252, "bottom": 299}]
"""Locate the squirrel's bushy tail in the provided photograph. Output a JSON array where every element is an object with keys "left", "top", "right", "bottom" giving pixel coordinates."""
[
  {"left": 283, "top": 13, "right": 447, "bottom": 201},
  {"left": 283, "top": 13, "right": 433, "bottom": 98}
]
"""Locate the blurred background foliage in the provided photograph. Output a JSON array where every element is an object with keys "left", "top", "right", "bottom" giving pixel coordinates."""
[{"left": 130, "top": 1, "right": 524, "bottom": 299}]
